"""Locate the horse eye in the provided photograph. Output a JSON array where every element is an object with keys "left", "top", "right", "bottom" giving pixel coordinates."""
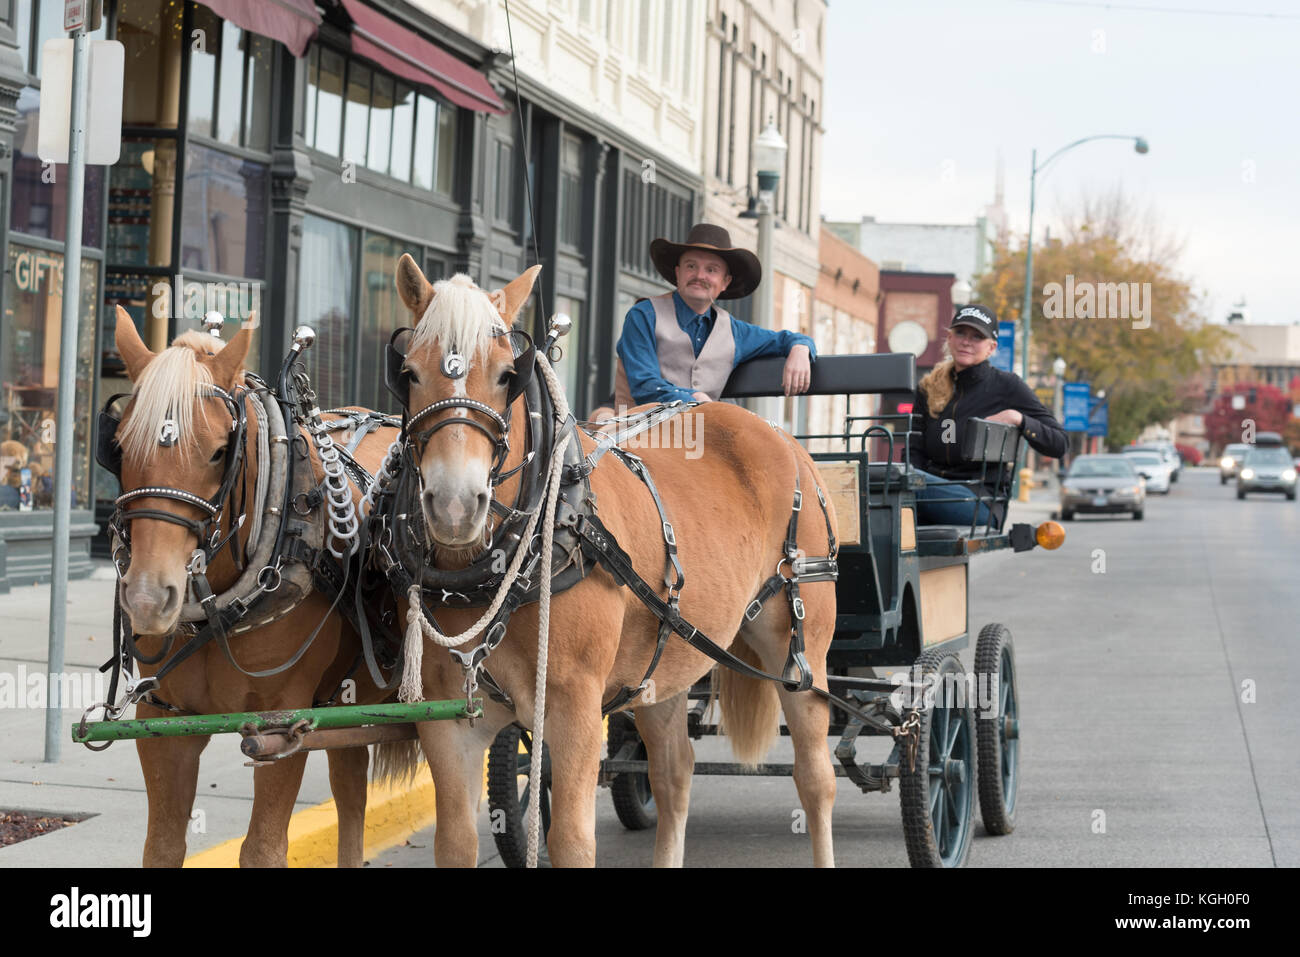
[
  {"left": 209, "top": 447, "right": 225, "bottom": 465},
  {"left": 404, "top": 367, "right": 419, "bottom": 386},
  {"left": 498, "top": 369, "right": 515, "bottom": 388}
]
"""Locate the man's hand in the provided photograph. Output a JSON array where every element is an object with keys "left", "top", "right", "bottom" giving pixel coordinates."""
[
  {"left": 783, "top": 345, "right": 812, "bottom": 396},
  {"left": 985, "top": 409, "right": 1024, "bottom": 427},
  {"left": 692, "top": 391, "right": 712, "bottom": 403}
]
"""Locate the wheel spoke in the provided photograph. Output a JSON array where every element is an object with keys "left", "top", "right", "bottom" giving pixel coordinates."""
[{"left": 945, "top": 715, "right": 962, "bottom": 756}]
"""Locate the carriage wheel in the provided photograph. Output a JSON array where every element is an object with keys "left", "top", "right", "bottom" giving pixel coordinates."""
[
  {"left": 607, "top": 712, "right": 656, "bottom": 831},
  {"left": 899, "top": 649, "right": 976, "bottom": 868},
  {"left": 486, "top": 724, "right": 551, "bottom": 868},
  {"left": 974, "top": 624, "right": 1019, "bottom": 835}
]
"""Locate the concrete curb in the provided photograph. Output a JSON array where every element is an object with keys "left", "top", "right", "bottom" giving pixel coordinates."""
[{"left": 183, "top": 778, "right": 437, "bottom": 868}]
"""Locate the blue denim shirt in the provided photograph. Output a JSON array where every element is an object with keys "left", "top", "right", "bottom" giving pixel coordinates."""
[{"left": 615, "top": 291, "right": 817, "bottom": 404}]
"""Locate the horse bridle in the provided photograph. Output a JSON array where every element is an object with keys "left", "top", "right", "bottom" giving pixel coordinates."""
[
  {"left": 96, "top": 384, "right": 248, "bottom": 574},
  {"left": 384, "top": 325, "right": 537, "bottom": 487}
]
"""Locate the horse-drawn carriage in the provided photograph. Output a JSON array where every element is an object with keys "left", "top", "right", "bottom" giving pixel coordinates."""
[
  {"left": 78, "top": 262, "right": 1061, "bottom": 869},
  {"left": 485, "top": 352, "right": 1064, "bottom": 868}
]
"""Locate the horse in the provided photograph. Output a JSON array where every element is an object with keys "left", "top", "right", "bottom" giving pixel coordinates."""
[
  {"left": 106, "top": 307, "right": 399, "bottom": 867},
  {"left": 381, "top": 257, "right": 839, "bottom": 867}
]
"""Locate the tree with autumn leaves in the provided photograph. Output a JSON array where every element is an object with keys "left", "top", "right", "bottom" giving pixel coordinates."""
[
  {"left": 974, "top": 191, "right": 1232, "bottom": 447},
  {"left": 1203, "top": 382, "right": 1292, "bottom": 452}
]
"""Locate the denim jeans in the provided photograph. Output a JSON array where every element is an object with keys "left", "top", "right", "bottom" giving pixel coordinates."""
[{"left": 913, "top": 468, "right": 993, "bottom": 526}]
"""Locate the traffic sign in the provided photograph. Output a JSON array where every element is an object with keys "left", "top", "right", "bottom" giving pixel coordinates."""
[
  {"left": 37, "top": 38, "right": 123, "bottom": 165},
  {"left": 991, "top": 321, "right": 1016, "bottom": 373},
  {"left": 1087, "top": 396, "right": 1108, "bottom": 437},
  {"left": 1063, "top": 382, "right": 1091, "bottom": 431}
]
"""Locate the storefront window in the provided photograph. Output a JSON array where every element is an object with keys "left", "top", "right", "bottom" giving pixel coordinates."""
[
  {"left": 343, "top": 62, "right": 371, "bottom": 167},
  {"left": 106, "top": 139, "right": 176, "bottom": 269},
  {"left": 553, "top": 295, "right": 583, "bottom": 406},
  {"left": 188, "top": 11, "right": 273, "bottom": 151},
  {"left": 2, "top": 246, "right": 98, "bottom": 511},
  {"left": 298, "top": 216, "right": 358, "bottom": 410},
  {"left": 358, "top": 234, "right": 407, "bottom": 414},
  {"left": 119, "top": 0, "right": 184, "bottom": 128},
  {"left": 180, "top": 143, "right": 269, "bottom": 278}
]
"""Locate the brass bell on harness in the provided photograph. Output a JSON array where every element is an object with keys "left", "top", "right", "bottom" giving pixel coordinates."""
[{"left": 202, "top": 311, "right": 225, "bottom": 337}]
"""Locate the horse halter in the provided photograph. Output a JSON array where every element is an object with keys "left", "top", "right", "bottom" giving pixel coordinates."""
[
  {"left": 384, "top": 325, "right": 537, "bottom": 486},
  {"left": 96, "top": 385, "right": 249, "bottom": 571}
]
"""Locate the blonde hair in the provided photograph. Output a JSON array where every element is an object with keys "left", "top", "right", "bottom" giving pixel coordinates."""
[
  {"left": 918, "top": 357, "right": 958, "bottom": 417},
  {"left": 408, "top": 273, "right": 506, "bottom": 368},
  {"left": 118, "top": 331, "right": 231, "bottom": 464}
]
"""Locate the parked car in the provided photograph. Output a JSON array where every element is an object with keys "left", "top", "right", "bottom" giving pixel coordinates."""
[
  {"left": 1174, "top": 443, "right": 1202, "bottom": 466},
  {"left": 1237, "top": 446, "right": 1297, "bottom": 500},
  {"left": 1130, "top": 442, "right": 1181, "bottom": 482},
  {"left": 1060, "top": 455, "right": 1146, "bottom": 521},
  {"left": 1122, "top": 450, "right": 1172, "bottom": 493},
  {"left": 1219, "top": 443, "right": 1252, "bottom": 484}
]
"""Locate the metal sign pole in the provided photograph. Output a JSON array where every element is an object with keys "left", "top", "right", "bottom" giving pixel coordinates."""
[{"left": 44, "top": 22, "right": 91, "bottom": 763}]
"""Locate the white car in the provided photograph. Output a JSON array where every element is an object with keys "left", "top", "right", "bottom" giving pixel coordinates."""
[{"left": 1123, "top": 451, "right": 1172, "bottom": 493}]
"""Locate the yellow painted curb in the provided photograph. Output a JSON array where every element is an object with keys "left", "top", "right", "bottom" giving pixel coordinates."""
[{"left": 183, "top": 777, "right": 438, "bottom": 869}]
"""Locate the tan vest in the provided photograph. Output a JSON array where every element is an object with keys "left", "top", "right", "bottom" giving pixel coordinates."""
[{"left": 614, "top": 292, "right": 736, "bottom": 409}]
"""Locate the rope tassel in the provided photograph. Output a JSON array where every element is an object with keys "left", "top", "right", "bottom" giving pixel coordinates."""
[{"left": 399, "top": 584, "right": 426, "bottom": 703}]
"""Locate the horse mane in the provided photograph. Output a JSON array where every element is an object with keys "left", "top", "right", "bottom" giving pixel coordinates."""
[
  {"left": 408, "top": 273, "right": 506, "bottom": 366},
  {"left": 118, "top": 331, "right": 234, "bottom": 464}
]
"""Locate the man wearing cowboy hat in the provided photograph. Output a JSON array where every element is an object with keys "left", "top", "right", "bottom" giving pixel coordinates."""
[{"left": 613, "top": 222, "right": 815, "bottom": 408}]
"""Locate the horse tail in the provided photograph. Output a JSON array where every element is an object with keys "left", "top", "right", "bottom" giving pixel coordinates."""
[
  {"left": 371, "top": 738, "right": 425, "bottom": 787},
  {"left": 716, "top": 638, "right": 782, "bottom": 767}
]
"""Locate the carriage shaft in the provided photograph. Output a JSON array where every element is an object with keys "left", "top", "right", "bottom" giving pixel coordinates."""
[{"left": 72, "top": 700, "right": 479, "bottom": 743}]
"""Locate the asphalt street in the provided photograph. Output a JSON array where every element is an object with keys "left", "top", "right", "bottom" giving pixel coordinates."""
[{"left": 373, "top": 467, "right": 1297, "bottom": 868}]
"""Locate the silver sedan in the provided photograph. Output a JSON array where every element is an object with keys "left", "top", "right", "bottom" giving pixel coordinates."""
[{"left": 1060, "top": 455, "right": 1146, "bottom": 521}]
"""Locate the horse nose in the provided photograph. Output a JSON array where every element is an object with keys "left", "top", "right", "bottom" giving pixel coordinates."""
[{"left": 120, "top": 579, "right": 180, "bottom": 634}]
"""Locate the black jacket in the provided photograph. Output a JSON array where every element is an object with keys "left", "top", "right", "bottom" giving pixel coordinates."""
[{"left": 909, "top": 360, "right": 1068, "bottom": 482}]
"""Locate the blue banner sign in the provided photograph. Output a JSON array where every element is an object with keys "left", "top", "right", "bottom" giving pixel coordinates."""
[
  {"left": 1063, "top": 382, "right": 1091, "bottom": 431},
  {"left": 1087, "top": 396, "right": 1108, "bottom": 438},
  {"left": 992, "top": 321, "right": 1016, "bottom": 373}
]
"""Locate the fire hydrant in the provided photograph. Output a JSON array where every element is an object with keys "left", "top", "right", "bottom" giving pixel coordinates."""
[{"left": 1018, "top": 467, "right": 1034, "bottom": 502}]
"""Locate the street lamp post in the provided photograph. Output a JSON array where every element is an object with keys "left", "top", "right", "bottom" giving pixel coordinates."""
[
  {"left": 750, "top": 120, "right": 787, "bottom": 332},
  {"left": 1019, "top": 135, "right": 1148, "bottom": 381},
  {"left": 1013, "top": 135, "right": 1147, "bottom": 497},
  {"left": 748, "top": 120, "right": 787, "bottom": 422}
]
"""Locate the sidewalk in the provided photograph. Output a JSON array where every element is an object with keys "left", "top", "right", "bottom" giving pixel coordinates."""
[{"left": 0, "top": 562, "right": 426, "bottom": 868}]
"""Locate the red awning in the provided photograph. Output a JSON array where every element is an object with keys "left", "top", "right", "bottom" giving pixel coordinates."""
[
  {"left": 339, "top": 0, "right": 506, "bottom": 114},
  {"left": 200, "top": 0, "right": 321, "bottom": 58}
]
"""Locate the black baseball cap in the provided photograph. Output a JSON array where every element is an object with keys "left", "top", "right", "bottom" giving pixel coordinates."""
[{"left": 950, "top": 304, "right": 997, "bottom": 339}]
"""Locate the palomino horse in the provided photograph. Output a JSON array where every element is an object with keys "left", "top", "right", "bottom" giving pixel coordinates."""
[
  {"left": 109, "top": 309, "right": 397, "bottom": 867},
  {"left": 386, "top": 257, "right": 839, "bottom": 867}
]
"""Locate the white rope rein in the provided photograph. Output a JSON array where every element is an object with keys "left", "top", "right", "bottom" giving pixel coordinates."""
[{"left": 526, "top": 358, "right": 572, "bottom": 867}]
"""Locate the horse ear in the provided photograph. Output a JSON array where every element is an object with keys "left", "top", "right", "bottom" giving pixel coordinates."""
[
  {"left": 395, "top": 253, "right": 433, "bottom": 318},
  {"left": 207, "top": 312, "right": 256, "bottom": 389},
  {"left": 495, "top": 265, "right": 542, "bottom": 324},
  {"left": 115, "top": 305, "right": 155, "bottom": 382}
]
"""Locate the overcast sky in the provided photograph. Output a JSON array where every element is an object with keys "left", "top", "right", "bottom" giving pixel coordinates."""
[{"left": 821, "top": 0, "right": 1300, "bottom": 327}]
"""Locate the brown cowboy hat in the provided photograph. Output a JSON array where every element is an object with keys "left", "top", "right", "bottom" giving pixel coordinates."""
[{"left": 649, "top": 223, "right": 762, "bottom": 300}]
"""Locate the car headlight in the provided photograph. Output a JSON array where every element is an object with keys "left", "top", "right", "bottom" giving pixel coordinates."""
[
  {"left": 1283, "top": 469, "right": 1297, "bottom": 482},
  {"left": 1240, "top": 468, "right": 1255, "bottom": 480},
  {"left": 1119, "top": 486, "right": 1137, "bottom": 495},
  {"left": 1220, "top": 457, "right": 1234, "bottom": 469}
]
